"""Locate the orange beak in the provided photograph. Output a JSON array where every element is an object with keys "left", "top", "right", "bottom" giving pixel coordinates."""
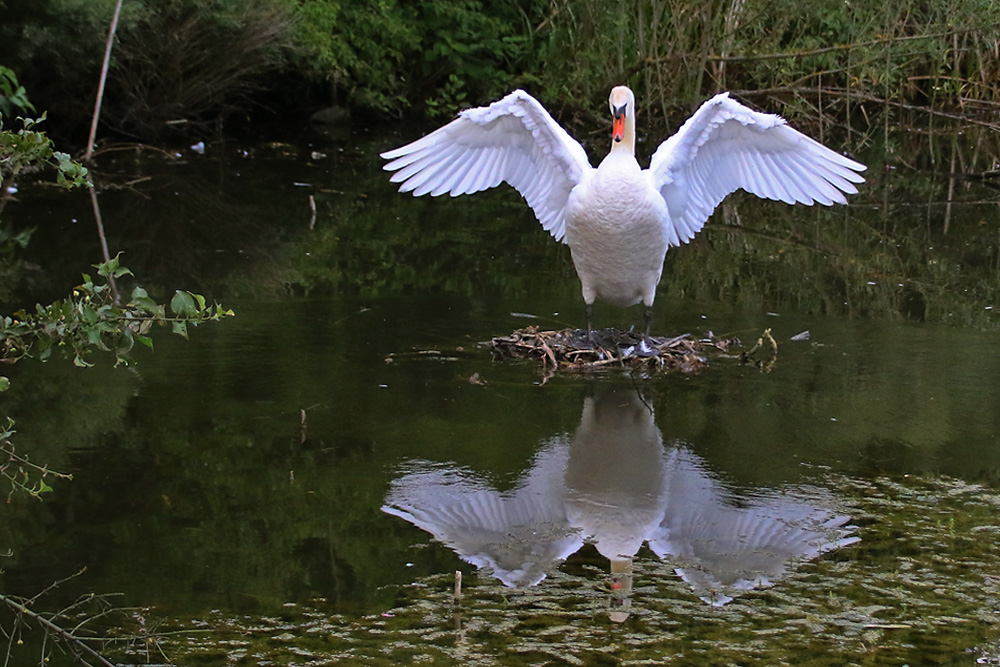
[{"left": 612, "top": 106, "right": 626, "bottom": 142}]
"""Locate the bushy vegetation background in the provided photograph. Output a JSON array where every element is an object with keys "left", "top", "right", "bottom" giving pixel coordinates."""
[{"left": 1, "top": 0, "right": 999, "bottom": 144}]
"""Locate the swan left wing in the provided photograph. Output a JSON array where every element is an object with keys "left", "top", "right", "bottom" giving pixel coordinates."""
[
  {"left": 647, "top": 93, "right": 866, "bottom": 247},
  {"left": 381, "top": 89, "right": 592, "bottom": 242}
]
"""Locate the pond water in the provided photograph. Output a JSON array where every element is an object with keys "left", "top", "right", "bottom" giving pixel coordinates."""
[{"left": 2, "top": 119, "right": 1000, "bottom": 665}]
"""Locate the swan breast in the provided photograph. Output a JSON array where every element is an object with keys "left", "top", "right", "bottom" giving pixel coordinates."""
[{"left": 564, "top": 155, "right": 669, "bottom": 308}]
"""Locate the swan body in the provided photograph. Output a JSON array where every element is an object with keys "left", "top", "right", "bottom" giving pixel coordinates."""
[
  {"left": 565, "top": 144, "right": 668, "bottom": 309},
  {"left": 381, "top": 86, "right": 866, "bottom": 330}
]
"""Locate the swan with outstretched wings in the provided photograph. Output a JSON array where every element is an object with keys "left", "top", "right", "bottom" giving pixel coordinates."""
[{"left": 382, "top": 87, "right": 865, "bottom": 333}]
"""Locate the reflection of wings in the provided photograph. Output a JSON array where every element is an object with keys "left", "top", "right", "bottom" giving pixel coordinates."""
[
  {"left": 382, "top": 388, "right": 860, "bottom": 603},
  {"left": 649, "top": 446, "right": 860, "bottom": 605},
  {"left": 381, "top": 441, "right": 582, "bottom": 587}
]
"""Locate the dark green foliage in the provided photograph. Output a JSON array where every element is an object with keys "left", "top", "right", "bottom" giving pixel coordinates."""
[
  {"left": 4, "top": 0, "right": 1000, "bottom": 140},
  {"left": 0, "top": 0, "right": 117, "bottom": 140},
  {"left": 290, "top": 0, "right": 418, "bottom": 113},
  {"left": 0, "top": 66, "right": 35, "bottom": 118},
  {"left": 289, "top": 0, "right": 547, "bottom": 116}
]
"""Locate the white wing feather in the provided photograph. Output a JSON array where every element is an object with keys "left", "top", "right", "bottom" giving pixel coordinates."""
[
  {"left": 648, "top": 93, "right": 866, "bottom": 247},
  {"left": 381, "top": 89, "right": 593, "bottom": 242}
]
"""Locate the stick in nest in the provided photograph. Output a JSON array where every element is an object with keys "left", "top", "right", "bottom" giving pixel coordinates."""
[{"left": 489, "top": 326, "right": 727, "bottom": 373}]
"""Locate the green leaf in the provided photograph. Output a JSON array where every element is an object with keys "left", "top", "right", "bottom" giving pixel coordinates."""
[
  {"left": 117, "top": 328, "right": 135, "bottom": 355},
  {"left": 131, "top": 294, "right": 161, "bottom": 316},
  {"left": 130, "top": 285, "right": 157, "bottom": 309},
  {"left": 172, "top": 320, "right": 189, "bottom": 339},
  {"left": 0, "top": 66, "right": 36, "bottom": 114},
  {"left": 170, "top": 290, "right": 197, "bottom": 317},
  {"left": 0, "top": 376, "right": 9, "bottom": 392},
  {"left": 80, "top": 303, "right": 99, "bottom": 325},
  {"left": 96, "top": 254, "right": 120, "bottom": 278}
]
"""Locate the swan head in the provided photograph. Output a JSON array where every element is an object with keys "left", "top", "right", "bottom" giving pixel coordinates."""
[{"left": 609, "top": 86, "right": 635, "bottom": 149}]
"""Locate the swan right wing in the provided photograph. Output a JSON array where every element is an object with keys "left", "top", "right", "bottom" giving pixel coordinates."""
[
  {"left": 381, "top": 89, "right": 592, "bottom": 242},
  {"left": 647, "top": 93, "right": 866, "bottom": 247}
]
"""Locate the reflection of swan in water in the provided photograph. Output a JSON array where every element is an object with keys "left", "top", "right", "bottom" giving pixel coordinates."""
[
  {"left": 649, "top": 447, "right": 860, "bottom": 605},
  {"left": 564, "top": 390, "right": 667, "bottom": 561},
  {"left": 382, "top": 386, "right": 859, "bottom": 612},
  {"left": 563, "top": 389, "right": 667, "bottom": 621},
  {"left": 382, "top": 444, "right": 583, "bottom": 587}
]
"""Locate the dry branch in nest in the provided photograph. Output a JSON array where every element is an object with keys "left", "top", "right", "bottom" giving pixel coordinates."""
[{"left": 489, "top": 326, "right": 763, "bottom": 373}]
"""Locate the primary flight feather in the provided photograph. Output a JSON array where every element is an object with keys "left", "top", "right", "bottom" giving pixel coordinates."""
[{"left": 382, "top": 86, "right": 865, "bottom": 333}]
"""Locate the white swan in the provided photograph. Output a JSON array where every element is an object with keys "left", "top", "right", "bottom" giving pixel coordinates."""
[{"left": 381, "top": 86, "right": 865, "bottom": 332}]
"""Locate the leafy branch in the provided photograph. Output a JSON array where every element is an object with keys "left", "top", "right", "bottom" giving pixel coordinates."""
[
  {"left": 0, "top": 113, "right": 90, "bottom": 190},
  {"left": 0, "top": 255, "right": 234, "bottom": 368},
  {"left": 0, "top": 417, "right": 73, "bottom": 503}
]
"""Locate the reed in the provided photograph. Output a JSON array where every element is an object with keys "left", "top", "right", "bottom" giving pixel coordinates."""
[{"left": 535, "top": 0, "right": 1000, "bottom": 140}]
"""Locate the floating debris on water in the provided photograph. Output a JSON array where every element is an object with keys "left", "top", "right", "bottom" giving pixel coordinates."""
[{"left": 488, "top": 326, "right": 757, "bottom": 373}]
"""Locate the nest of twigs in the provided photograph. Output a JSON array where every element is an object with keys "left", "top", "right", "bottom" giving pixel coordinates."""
[{"left": 490, "top": 326, "right": 777, "bottom": 373}]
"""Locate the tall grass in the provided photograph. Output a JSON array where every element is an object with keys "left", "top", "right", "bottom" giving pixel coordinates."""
[
  {"left": 535, "top": 0, "right": 1000, "bottom": 140},
  {"left": 106, "top": 0, "right": 293, "bottom": 138}
]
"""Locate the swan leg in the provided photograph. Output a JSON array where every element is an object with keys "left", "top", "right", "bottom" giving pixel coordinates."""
[
  {"left": 634, "top": 305, "right": 658, "bottom": 356},
  {"left": 585, "top": 303, "right": 595, "bottom": 340}
]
